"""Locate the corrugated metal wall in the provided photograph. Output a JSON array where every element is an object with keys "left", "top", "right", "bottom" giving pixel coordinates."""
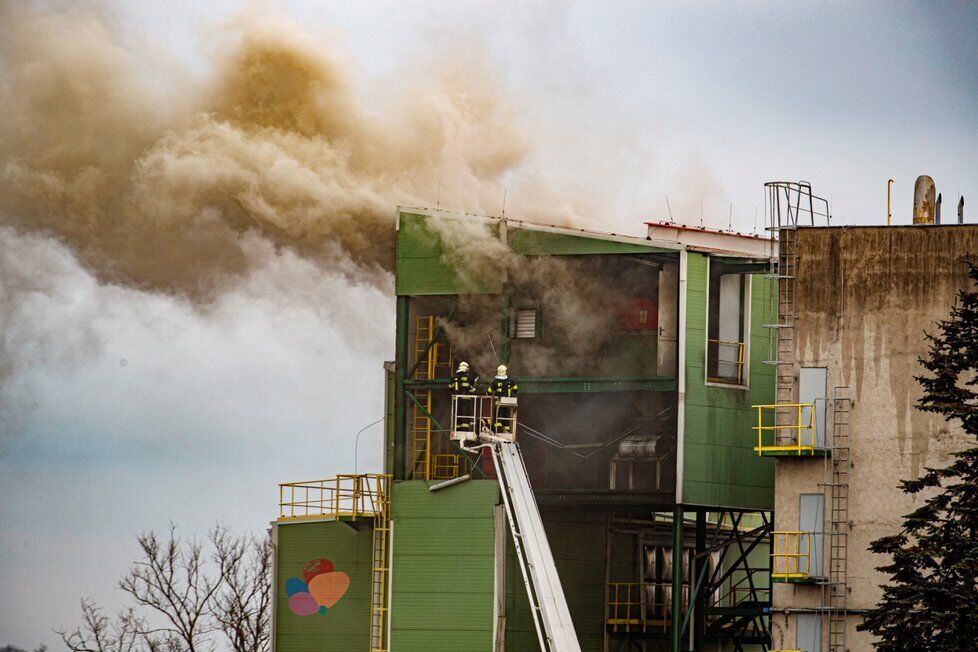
[
  {"left": 390, "top": 479, "right": 500, "bottom": 650},
  {"left": 683, "top": 252, "right": 776, "bottom": 508},
  {"left": 273, "top": 520, "right": 373, "bottom": 651},
  {"left": 504, "top": 510, "right": 632, "bottom": 652}
]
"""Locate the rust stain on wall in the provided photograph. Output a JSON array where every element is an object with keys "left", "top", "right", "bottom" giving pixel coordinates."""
[{"left": 796, "top": 225, "right": 978, "bottom": 479}]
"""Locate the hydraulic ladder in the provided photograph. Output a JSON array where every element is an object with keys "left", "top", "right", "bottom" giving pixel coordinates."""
[{"left": 492, "top": 442, "right": 581, "bottom": 652}]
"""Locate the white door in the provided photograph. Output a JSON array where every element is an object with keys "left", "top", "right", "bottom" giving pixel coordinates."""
[
  {"left": 796, "top": 613, "right": 822, "bottom": 652},
  {"left": 798, "top": 367, "right": 827, "bottom": 447},
  {"left": 800, "top": 493, "right": 825, "bottom": 578}
]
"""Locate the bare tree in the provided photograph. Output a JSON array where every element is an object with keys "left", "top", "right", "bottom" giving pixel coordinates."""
[
  {"left": 210, "top": 530, "right": 272, "bottom": 652},
  {"left": 57, "top": 599, "right": 149, "bottom": 652},
  {"left": 118, "top": 524, "right": 225, "bottom": 652},
  {"left": 61, "top": 525, "right": 271, "bottom": 652}
]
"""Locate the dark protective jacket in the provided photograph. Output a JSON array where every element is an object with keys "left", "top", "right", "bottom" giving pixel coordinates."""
[
  {"left": 486, "top": 375, "right": 519, "bottom": 397},
  {"left": 450, "top": 370, "right": 477, "bottom": 395}
]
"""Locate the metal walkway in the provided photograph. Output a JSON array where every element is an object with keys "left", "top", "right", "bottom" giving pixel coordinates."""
[{"left": 492, "top": 442, "right": 581, "bottom": 652}]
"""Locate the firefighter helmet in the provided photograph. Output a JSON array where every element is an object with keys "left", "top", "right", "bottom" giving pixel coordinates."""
[
  {"left": 497, "top": 364, "right": 508, "bottom": 377},
  {"left": 457, "top": 361, "right": 469, "bottom": 373}
]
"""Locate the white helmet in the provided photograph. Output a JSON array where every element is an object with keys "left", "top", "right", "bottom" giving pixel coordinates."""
[
  {"left": 497, "top": 364, "right": 508, "bottom": 377},
  {"left": 457, "top": 361, "right": 469, "bottom": 373}
]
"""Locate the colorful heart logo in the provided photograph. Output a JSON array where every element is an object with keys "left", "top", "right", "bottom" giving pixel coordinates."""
[{"left": 286, "top": 558, "right": 350, "bottom": 617}]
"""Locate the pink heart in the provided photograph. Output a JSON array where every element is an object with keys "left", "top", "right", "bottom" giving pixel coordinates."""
[{"left": 308, "top": 571, "right": 350, "bottom": 608}]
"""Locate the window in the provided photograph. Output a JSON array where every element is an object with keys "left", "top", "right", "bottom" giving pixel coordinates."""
[
  {"left": 706, "top": 260, "right": 750, "bottom": 385},
  {"left": 513, "top": 307, "right": 538, "bottom": 339}
]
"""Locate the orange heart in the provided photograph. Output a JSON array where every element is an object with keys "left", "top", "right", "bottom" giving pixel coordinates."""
[{"left": 308, "top": 571, "right": 350, "bottom": 608}]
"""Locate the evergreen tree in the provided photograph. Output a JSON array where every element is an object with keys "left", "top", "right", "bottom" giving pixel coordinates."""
[{"left": 858, "top": 263, "right": 978, "bottom": 650}]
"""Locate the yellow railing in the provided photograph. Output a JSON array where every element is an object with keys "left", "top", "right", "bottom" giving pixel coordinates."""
[
  {"left": 772, "top": 531, "right": 811, "bottom": 580},
  {"left": 279, "top": 474, "right": 390, "bottom": 521},
  {"left": 707, "top": 339, "right": 746, "bottom": 385},
  {"left": 607, "top": 582, "right": 687, "bottom": 633},
  {"left": 752, "top": 403, "right": 816, "bottom": 455},
  {"left": 432, "top": 454, "right": 460, "bottom": 480}
]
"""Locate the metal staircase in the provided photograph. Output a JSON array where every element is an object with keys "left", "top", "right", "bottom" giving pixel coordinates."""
[
  {"left": 821, "top": 388, "right": 851, "bottom": 652},
  {"left": 369, "top": 475, "right": 392, "bottom": 652},
  {"left": 492, "top": 441, "right": 581, "bottom": 652}
]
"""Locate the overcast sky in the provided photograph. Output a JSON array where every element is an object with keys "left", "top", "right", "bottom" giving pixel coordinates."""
[{"left": 2, "top": 2, "right": 977, "bottom": 649}]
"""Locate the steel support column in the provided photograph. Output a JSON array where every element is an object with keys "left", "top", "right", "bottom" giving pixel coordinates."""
[
  {"left": 693, "top": 509, "right": 707, "bottom": 651},
  {"left": 394, "top": 296, "right": 409, "bottom": 480},
  {"left": 671, "top": 504, "right": 684, "bottom": 652}
]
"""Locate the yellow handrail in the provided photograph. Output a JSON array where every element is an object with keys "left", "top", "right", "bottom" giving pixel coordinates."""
[
  {"left": 278, "top": 473, "right": 390, "bottom": 521},
  {"left": 772, "top": 531, "right": 811, "bottom": 580},
  {"left": 707, "top": 338, "right": 746, "bottom": 385},
  {"left": 752, "top": 403, "right": 816, "bottom": 455},
  {"left": 606, "top": 581, "right": 688, "bottom": 632}
]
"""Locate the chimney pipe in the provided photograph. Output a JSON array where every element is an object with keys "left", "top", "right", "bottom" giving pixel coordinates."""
[
  {"left": 959, "top": 196, "right": 965, "bottom": 224},
  {"left": 936, "top": 192, "right": 942, "bottom": 224},
  {"left": 913, "top": 175, "right": 936, "bottom": 224}
]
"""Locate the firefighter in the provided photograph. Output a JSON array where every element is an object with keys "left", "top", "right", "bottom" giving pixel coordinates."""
[
  {"left": 486, "top": 364, "right": 519, "bottom": 433},
  {"left": 450, "top": 361, "right": 477, "bottom": 432}
]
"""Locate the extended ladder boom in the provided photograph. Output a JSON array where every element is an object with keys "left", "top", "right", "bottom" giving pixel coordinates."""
[{"left": 492, "top": 442, "right": 580, "bottom": 652}]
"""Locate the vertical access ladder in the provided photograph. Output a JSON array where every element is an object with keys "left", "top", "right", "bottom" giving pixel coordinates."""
[
  {"left": 492, "top": 442, "right": 581, "bottom": 652},
  {"left": 411, "top": 316, "right": 453, "bottom": 479},
  {"left": 764, "top": 183, "right": 809, "bottom": 443},
  {"left": 821, "top": 388, "right": 851, "bottom": 651},
  {"left": 369, "top": 475, "right": 392, "bottom": 652},
  {"left": 766, "top": 182, "right": 849, "bottom": 651}
]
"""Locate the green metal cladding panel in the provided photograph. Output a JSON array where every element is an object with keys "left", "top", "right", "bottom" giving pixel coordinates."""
[
  {"left": 274, "top": 521, "right": 373, "bottom": 651},
  {"left": 682, "top": 252, "right": 775, "bottom": 509},
  {"left": 396, "top": 212, "right": 673, "bottom": 295},
  {"left": 505, "top": 511, "right": 609, "bottom": 651},
  {"left": 396, "top": 212, "right": 500, "bottom": 296},
  {"left": 390, "top": 480, "right": 499, "bottom": 651},
  {"left": 508, "top": 227, "right": 673, "bottom": 256}
]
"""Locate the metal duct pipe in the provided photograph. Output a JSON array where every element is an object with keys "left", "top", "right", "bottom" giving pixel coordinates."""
[
  {"left": 887, "top": 178, "right": 894, "bottom": 225},
  {"left": 913, "top": 175, "right": 937, "bottom": 224},
  {"left": 428, "top": 474, "right": 472, "bottom": 492}
]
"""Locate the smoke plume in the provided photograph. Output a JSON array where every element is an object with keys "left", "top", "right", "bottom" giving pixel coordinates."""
[{"left": 0, "top": 5, "right": 554, "bottom": 299}]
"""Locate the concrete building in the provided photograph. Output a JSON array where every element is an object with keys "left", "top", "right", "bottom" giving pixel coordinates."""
[
  {"left": 761, "top": 184, "right": 978, "bottom": 652},
  {"left": 269, "top": 206, "right": 782, "bottom": 651}
]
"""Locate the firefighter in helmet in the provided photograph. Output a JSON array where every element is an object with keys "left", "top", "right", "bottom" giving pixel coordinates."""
[
  {"left": 486, "top": 364, "right": 519, "bottom": 433},
  {"left": 450, "top": 361, "right": 477, "bottom": 432}
]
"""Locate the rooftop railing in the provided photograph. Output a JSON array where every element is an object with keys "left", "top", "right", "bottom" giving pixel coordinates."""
[{"left": 278, "top": 474, "right": 390, "bottom": 521}]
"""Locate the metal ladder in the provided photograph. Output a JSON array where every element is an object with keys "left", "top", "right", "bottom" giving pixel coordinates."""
[
  {"left": 492, "top": 442, "right": 581, "bottom": 652},
  {"left": 764, "top": 182, "right": 830, "bottom": 441},
  {"left": 764, "top": 183, "right": 804, "bottom": 444},
  {"left": 821, "top": 388, "right": 851, "bottom": 651},
  {"left": 411, "top": 317, "right": 454, "bottom": 479},
  {"left": 369, "top": 476, "right": 392, "bottom": 652}
]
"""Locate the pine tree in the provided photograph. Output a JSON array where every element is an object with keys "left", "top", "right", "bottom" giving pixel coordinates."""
[{"left": 858, "top": 263, "right": 978, "bottom": 650}]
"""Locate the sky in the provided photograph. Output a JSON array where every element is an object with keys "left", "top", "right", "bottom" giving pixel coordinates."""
[{"left": 1, "top": 1, "right": 977, "bottom": 649}]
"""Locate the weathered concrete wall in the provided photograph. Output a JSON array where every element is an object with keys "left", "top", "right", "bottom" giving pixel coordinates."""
[{"left": 770, "top": 225, "right": 978, "bottom": 651}]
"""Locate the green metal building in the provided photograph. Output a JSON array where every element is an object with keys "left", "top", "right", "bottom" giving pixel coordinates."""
[{"left": 271, "top": 208, "right": 778, "bottom": 651}]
